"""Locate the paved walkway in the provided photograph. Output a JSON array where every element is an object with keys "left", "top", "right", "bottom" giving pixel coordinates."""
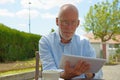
[
  {"left": 25, "top": 64, "right": 120, "bottom": 80},
  {"left": 102, "top": 64, "right": 120, "bottom": 80}
]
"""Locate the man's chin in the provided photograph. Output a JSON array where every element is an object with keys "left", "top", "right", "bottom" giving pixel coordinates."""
[{"left": 64, "top": 37, "right": 72, "bottom": 41}]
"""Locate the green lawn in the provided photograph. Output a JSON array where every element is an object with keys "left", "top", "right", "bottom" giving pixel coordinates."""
[
  {"left": 0, "top": 58, "right": 41, "bottom": 76},
  {"left": 0, "top": 68, "right": 35, "bottom": 76}
]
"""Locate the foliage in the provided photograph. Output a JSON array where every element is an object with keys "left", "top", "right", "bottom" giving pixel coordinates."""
[
  {"left": 108, "top": 44, "right": 120, "bottom": 64},
  {"left": 115, "top": 45, "right": 120, "bottom": 60},
  {"left": 51, "top": 28, "right": 55, "bottom": 33},
  {"left": 84, "top": 0, "right": 120, "bottom": 42},
  {"left": 0, "top": 23, "right": 41, "bottom": 62},
  {"left": 83, "top": 0, "right": 120, "bottom": 59},
  {"left": 115, "top": 44, "right": 120, "bottom": 54},
  {"left": 106, "top": 54, "right": 118, "bottom": 65}
]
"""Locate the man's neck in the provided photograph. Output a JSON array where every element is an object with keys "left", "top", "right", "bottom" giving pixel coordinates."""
[{"left": 61, "top": 38, "right": 71, "bottom": 44}]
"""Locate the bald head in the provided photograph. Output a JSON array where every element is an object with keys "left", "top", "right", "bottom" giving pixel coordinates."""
[
  {"left": 58, "top": 4, "right": 79, "bottom": 19},
  {"left": 56, "top": 4, "right": 80, "bottom": 43}
]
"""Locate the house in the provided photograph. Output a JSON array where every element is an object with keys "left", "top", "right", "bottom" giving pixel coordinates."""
[{"left": 84, "top": 33, "right": 120, "bottom": 60}]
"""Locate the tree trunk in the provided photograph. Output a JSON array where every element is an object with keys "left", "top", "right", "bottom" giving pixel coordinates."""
[{"left": 102, "top": 43, "right": 106, "bottom": 59}]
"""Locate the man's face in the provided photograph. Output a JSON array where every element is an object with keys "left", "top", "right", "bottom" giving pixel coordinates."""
[{"left": 56, "top": 10, "right": 79, "bottom": 41}]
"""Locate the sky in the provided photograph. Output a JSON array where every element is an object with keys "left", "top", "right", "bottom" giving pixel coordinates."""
[{"left": 0, "top": 0, "right": 112, "bottom": 36}]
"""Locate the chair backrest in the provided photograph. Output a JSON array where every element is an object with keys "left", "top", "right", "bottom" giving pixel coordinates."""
[{"left": 35, "top": 51, "right": 40, "bottom": 80}]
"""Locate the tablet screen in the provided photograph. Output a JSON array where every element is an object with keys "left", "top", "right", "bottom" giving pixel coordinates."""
[{"left": 59, "top": 54, "right": 106, "bottom": 73}]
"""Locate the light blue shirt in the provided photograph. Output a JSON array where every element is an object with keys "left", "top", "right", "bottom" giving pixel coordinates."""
[{"left": 39, "top": 31, "right": 103, "bottom": 79}]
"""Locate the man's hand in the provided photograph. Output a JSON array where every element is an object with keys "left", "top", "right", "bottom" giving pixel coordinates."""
[
  {"left": 60, "top": 60, "right": 90, "bottom": 79},
  {"left": 85, "top": 73, "right": 95, "bottom": 79}
]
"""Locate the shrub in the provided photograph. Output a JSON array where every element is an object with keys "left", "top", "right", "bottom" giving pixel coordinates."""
[{"left": 0, "top": 23, "right": 41, "bottom": 62}]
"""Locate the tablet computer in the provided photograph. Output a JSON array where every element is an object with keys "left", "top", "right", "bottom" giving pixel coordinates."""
[{"left": 59, "top": 54, "right": 106, "bottom": 73}]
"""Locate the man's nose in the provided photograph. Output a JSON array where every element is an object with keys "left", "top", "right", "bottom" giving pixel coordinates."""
[{"left": 67, "top": 23, "right": 74, "bottom": 29}]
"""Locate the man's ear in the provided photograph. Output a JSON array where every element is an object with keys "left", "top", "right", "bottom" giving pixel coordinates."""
[{"left": 56, "top": 18, "right": 59, "bottom": 26}]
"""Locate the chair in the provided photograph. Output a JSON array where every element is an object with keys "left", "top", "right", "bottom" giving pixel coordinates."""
[{"left": 35, "top": 51, "right": 41, "bottom": 80}]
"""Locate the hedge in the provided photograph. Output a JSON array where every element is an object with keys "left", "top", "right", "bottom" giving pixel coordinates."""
[{"left": 0, "top": 23, "right": 41, "bottom": 62}]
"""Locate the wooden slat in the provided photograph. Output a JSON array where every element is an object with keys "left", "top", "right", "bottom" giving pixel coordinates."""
[{"left": 35, "top": 51, "right": 40, "bottom": 80}]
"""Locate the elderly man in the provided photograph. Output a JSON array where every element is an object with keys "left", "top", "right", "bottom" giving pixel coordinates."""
[{"left": 39, "top": 4, "right": 103, "bottom": 79}]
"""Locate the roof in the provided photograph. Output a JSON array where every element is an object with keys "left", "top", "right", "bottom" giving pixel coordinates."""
[{"left": 84, "top": 33, "right": 120, "bottom": 44}]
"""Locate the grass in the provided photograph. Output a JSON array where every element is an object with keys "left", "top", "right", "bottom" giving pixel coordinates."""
[
  {"left": 0, "top": 68, "right": 35, "bottom": 76},
  {"left": 0, "top": 58, "right": 42, "bottom": 77}
]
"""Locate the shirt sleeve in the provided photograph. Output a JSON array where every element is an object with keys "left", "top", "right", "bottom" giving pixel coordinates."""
[
  {"left": 94, "top": 69, "right": 103, "bottom": 79},
  {"left": 83, "top": 39, "right": 103, "bottom": 79},
  {"left": 39, "top": 36, "right": 57, "bottom": 70},
  {"left": 87, "top": 41, "right": 103, "bottom": 79},
  {"left": 82, "top": 39, "right": 96, "bottom": 58}
]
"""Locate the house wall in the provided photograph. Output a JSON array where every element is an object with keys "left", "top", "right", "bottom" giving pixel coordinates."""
[
  {"left": 91, "top": 43, "right": 114, "bottom": 58},
  {"left": 107, "top": 44, "right": 117, "bottom": 55},
  {"left": 90, "top": 43, "right": 101, "bottom": 58},
  {"left": 91, "top": 43, "right": 118, "bottom": 61},
  {"left": 108, "top": 49, "right": 116, "bottom": 55}
]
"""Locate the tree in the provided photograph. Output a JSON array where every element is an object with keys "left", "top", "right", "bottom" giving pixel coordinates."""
[
  {"left": 51, "top": 28, "right": 55, "bottom": 32},
  {"left": 84, "top": 0, "right": 120, "bottom": 59}
]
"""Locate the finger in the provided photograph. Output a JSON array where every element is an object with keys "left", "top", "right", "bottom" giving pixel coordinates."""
[
  {"left": 81, "top": 63, "right": 90, "bottom": 73},
  {"left": 78, "top": 60, "right": 86, "bottom": 69},
  {"left": 65, "top": 61, "right": 73, "bottom": 73},
  {"left": 73, "top": 60, "right": 84, "bottom": 75},
  {"left": 74, "top": 60, "right": 82, "bottom": 70},
  {"left": 65, "top": 62, "right": 75, "bottom": 78},
  {"left": 65, "top": 61, "right": 70, "bottom": 69}
]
